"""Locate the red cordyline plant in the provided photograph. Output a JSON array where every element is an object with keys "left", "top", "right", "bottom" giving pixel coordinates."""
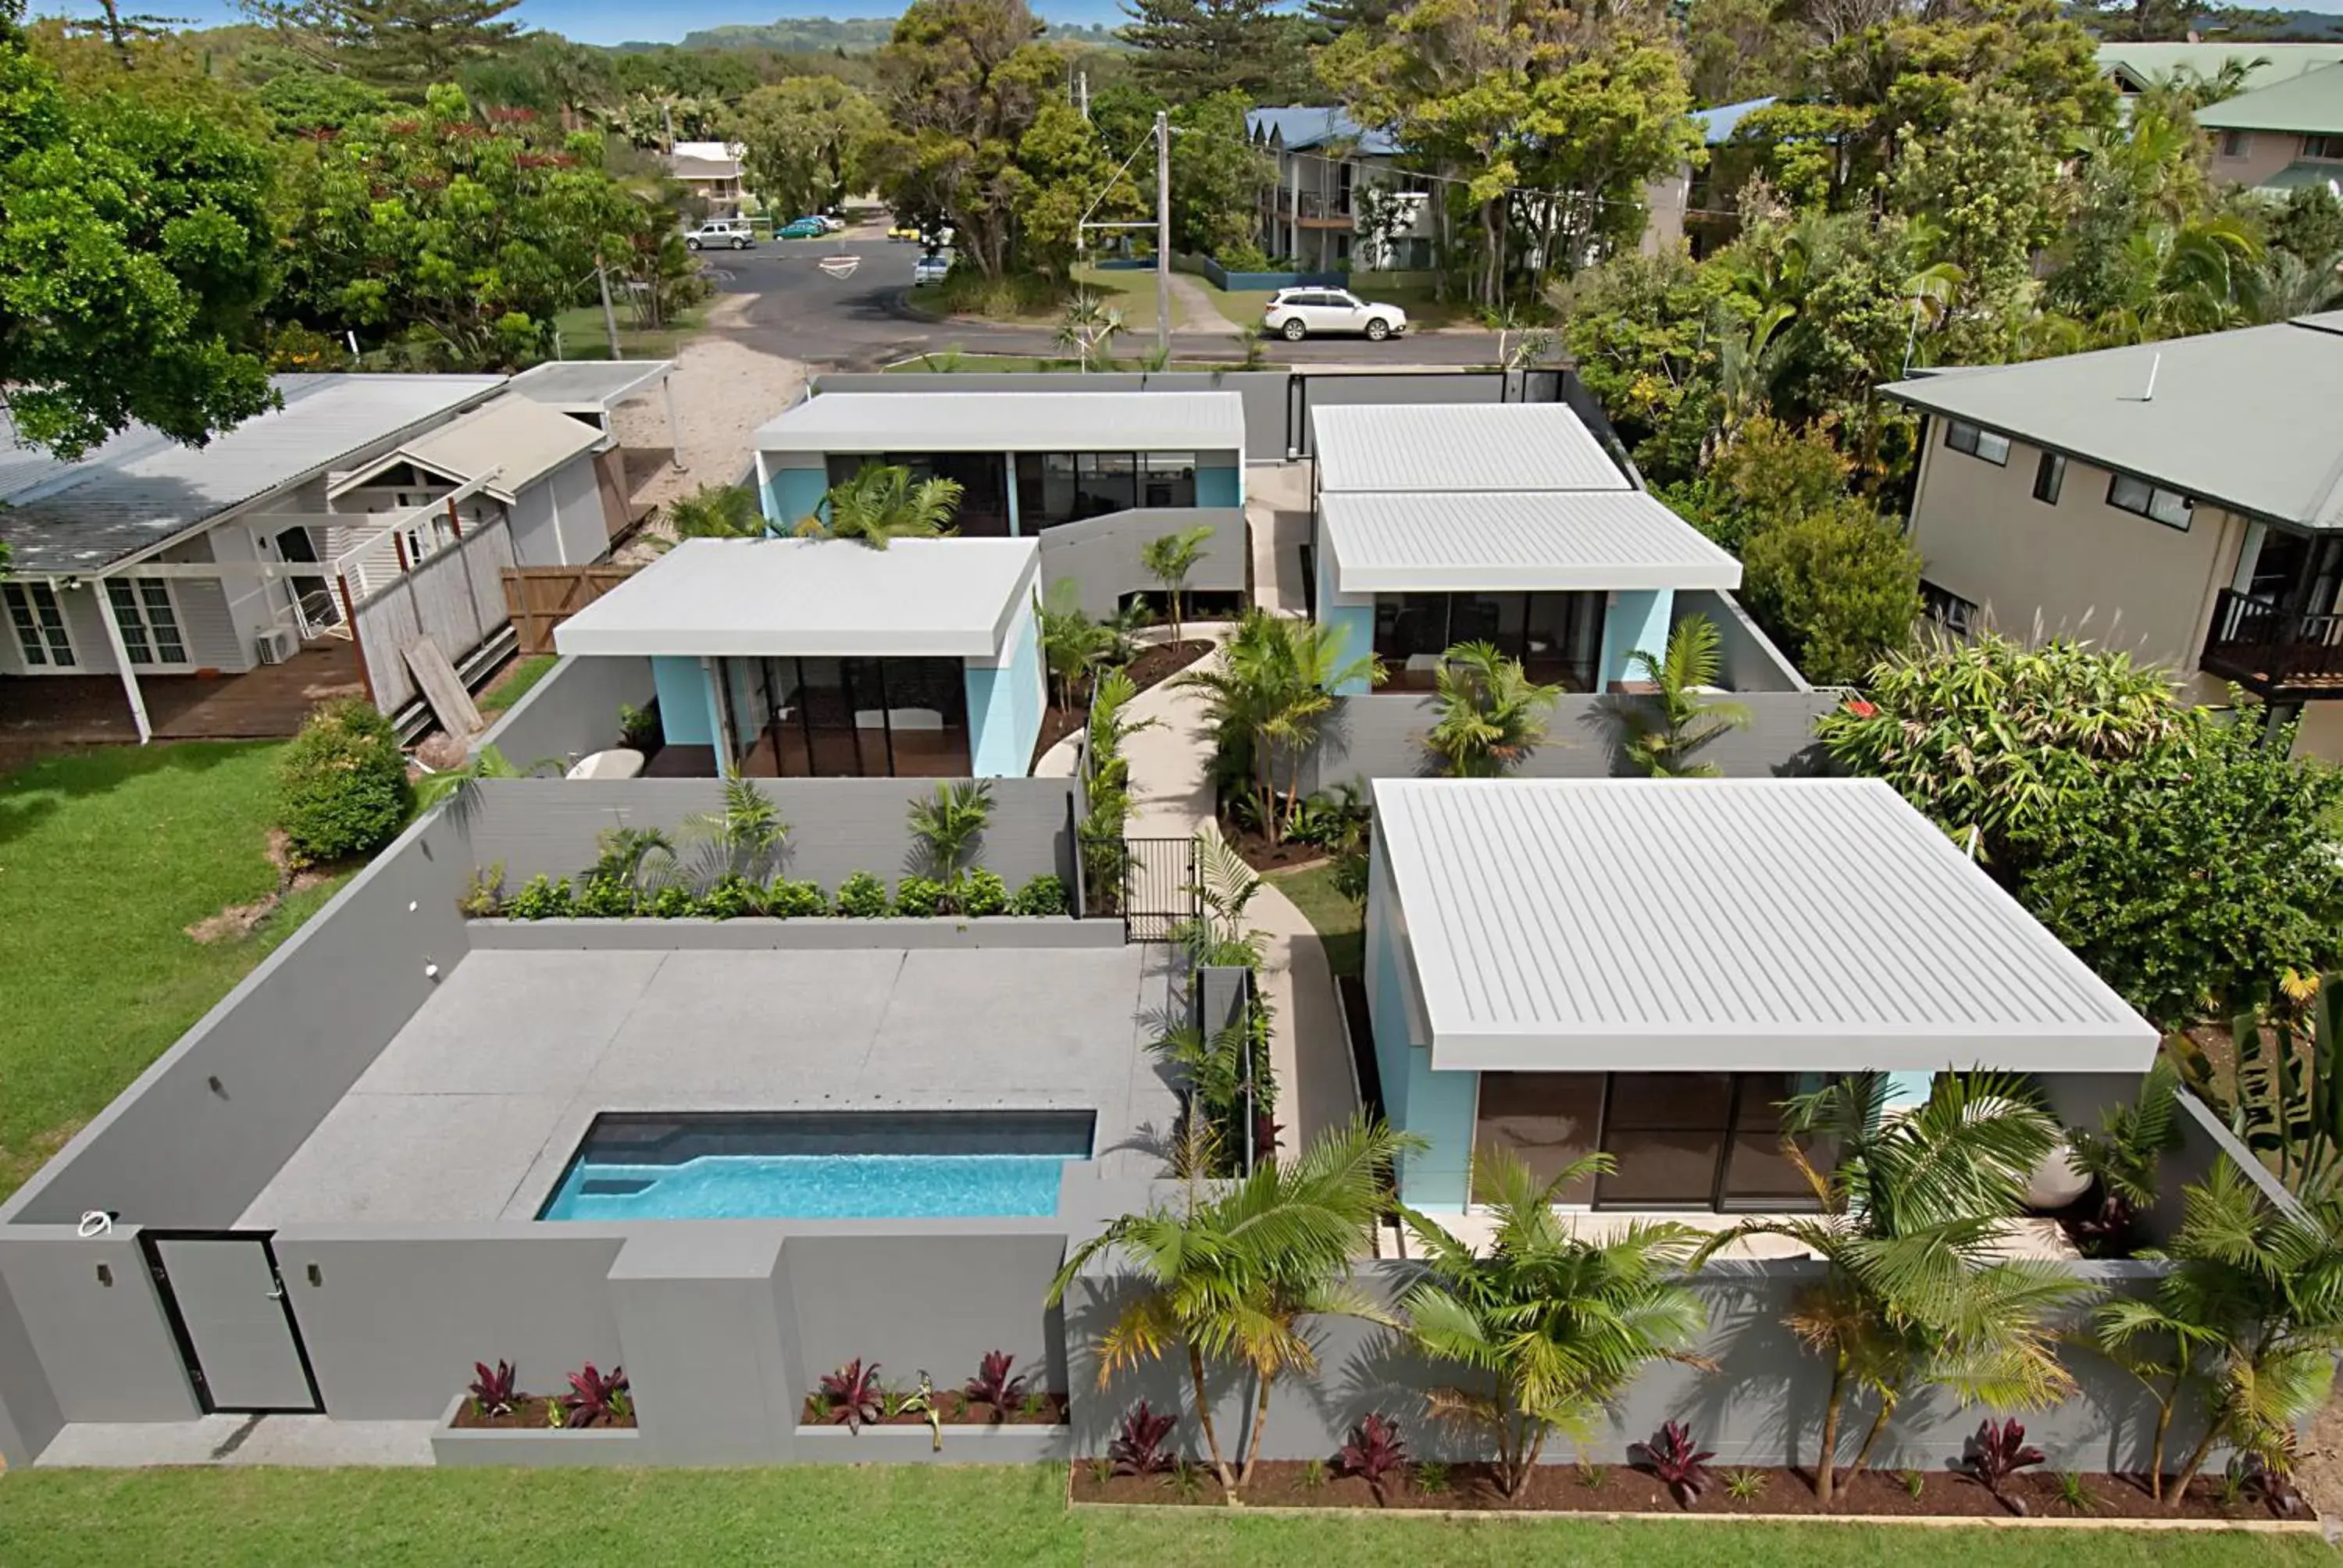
[
  {"left": 562, "top": 1363, "right": 629, "bottom": 1428},
  {"left": 466, "top": 1360, "right": 517, "bottom": 1419},
  {"left": 1963, "top": 1417, "right": 2045, "bottom": 1508},
  {"left": 964, "top": 1351, "right": 1028, "bottom": 1419},
  {"left": 1638, "top": 1421, "right": 1716, "bottom": 1504},
  {"left": 1336, "top": 1413, "right": 1408, "bottom": 1499},
  {"left": 822, "top": 1359, "right": 884, "bottom": 1433},
  {"left": 1108, "top": 1401, "right": 1177, "bottom": 1476}
]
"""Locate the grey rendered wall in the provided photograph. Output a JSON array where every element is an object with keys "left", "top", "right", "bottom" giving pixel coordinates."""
[
  {"left": 609, "top": 1228, "right": 797, "bottom": 1464},
  {"left": 272, "top": 1231, "right": 628, "bottom": 1418},
  {"left": 0, "top": 1229, "right": 196, "bottom": 1449},
  {"left": 1675, "top": 588, "right": 1813, "bottom": 693},
  {"left": 0, "top": 809, "right": 475, "bottom": 1230},
  {"left": 472, "top": 918, "right": 1123, "bottom": 951},
  {"left": 0, "top": 1261, "right": 63, "bottom": 1466},
  {"left": 1303, "top": 690, "right": 1841, "bottom": 793},
  {"left": 458, "top": 776, "right": 1081, "bottom": 889},
  {"left": 469, "top": 654, "right": 656, "bottom": 767},
  {"left": 782, "top": 1231, "right": 1070, "bottom": 1401},
  {"left": 1035, "top": 506, "right": 1248, "bottom": 618}
]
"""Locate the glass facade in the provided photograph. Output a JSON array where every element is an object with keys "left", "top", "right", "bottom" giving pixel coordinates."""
[
  {"left": 1015, "top": 451, "right": 1196, "bottom": 529},
  {"left": 736, "top": 655, "right": 972, "bottom": 778},
  {"left": 1471, "top": 1070, "right": 1831, "bottom": 1211},
  {"left": 1371, "top": 591, "right": 1603, "bottom": 692},
  {"left": 824, "top": 454, "right": 1012, "bottom": 536}
]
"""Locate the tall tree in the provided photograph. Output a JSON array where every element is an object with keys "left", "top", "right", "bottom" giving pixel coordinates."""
[
  {"left": 1124, "top": 0, "right": 1307, "bottom": 101},
  {"left": 244, "top": 0, "right": 523, "bottom": 93},
  {"left": 1739, "top": 497, "right": 1923, "bottom": 686},
  {"left": 730, "top": 76, "right": 883, "bottom": 221},
  {"left": 0, "top": 0, "right": 276, "bottom": 457}
]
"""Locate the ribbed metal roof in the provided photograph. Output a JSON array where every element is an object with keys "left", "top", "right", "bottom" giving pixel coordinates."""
[
  {"left": 2195, "top": 62, "right": 2343, "bottom": 135},
  {"left": 508, "top": 359, "right": 674, "bottom": 413},
  {"left": 330, "top": 395, "right": 604, "bottom": 504},
  {"left": 554, "top": 537, "right": 1040, "bottom": 659},
  {"left": 1372, "top": 779, "right": 2156, "bottom": 1074},
  {"left": 1311, "top": 403, "right": 1627, "bottom": 492},
  {"left": 1321, "top": 490, "right": 1741, "bottom": 592},
  {"left": 756, "top": 390, "right": 1246, "bottom": 455},
  {"left": 0, "top": 374, "right": 505, "bottom": 575}
]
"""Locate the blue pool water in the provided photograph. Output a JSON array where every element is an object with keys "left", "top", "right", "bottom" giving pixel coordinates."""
[
  {"left": 540, "top": 1153, "right": 1072, "bottom": 1221},
  {"left": 536, "top": 1110, "right": 1093, "bottom": 1221}
]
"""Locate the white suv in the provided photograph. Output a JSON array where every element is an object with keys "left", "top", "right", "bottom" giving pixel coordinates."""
[
  {"left": 684, "top": 219, "right": 755, "bottom": 251},
  {"left": 1262, "top": 287, "right": 1409, "bottom": 342}
]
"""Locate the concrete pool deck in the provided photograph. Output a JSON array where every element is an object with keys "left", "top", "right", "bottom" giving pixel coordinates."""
[{"left": 238, "top": 944, "right": 1181, "bottom": 1227}]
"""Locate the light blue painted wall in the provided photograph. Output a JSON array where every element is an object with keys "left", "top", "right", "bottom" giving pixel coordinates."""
[
  {"left": 965, "top": 601, "right": 1043, "bottom": 777},
  {"left": 1368, "top": 846, "right": 1476, "bottom": 1211},
  {"left": 1598, "top": 588, "right": 1674, "bottom": 689},
  {"left": 1885, "top": 1071, "right": 1935, "bottom": 1111},
  {"left": 1197, "top": 465, "right": 1241, "bottom": 508},
  {"left": 764, "top": 465, "right": 829, "bottom": 530},
  {"left": 1315, "top": 540, "right": 1375, "bottom": 697},
  {"left": 652, "top": 656, "right": 714, "bottom": 747}
]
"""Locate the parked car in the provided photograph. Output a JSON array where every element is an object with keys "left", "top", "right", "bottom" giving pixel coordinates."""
[
  {"left": 778, "top": 216, "right": 828, "bottom": 240},
  {"left": 818, "top": 213, "right": 847, "bottom": 233},
  {"left": 1261, "top": 287, "right": 1409, "bottom": 342},
  {"left": 886, "top": 220, "right": 922, "bottom": 243},
  {"left": 912, "top": 252, "right": 950, "bottom": 286},
  {"left": 683, "top": 219, "right": 755, "bottom": 251}
]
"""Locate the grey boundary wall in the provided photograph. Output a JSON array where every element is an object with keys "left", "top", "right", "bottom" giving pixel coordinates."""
[
  {"left": 1032, "top": 505, "right": 1248, "bottom": 619},
  {"left": 469, "top": 654, "right": 656, "bottom": 769}
]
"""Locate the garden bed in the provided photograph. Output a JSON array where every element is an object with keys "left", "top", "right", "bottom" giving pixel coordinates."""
[
  {"left": 801, "top": 1391, "right": 1069, "bottom": 1427},
  {"left": 448, "top": 1395, "right": 634, "bottom": 1431},
  {"left": 1070, "top": 1462, "right": 2306, "bottom": 1523},
  {"left": 1219, "top": 814, "right": 1330, "bottom": 874},
  {"left": 433, "top": 1392, "right": 640, "bottom": 1468},
  {"left": 1033, "top": 638, "right": 1214, "bottom": 764}
]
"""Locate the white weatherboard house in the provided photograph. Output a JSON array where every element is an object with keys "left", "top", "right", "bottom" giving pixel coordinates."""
[
  {"left": 1365, "top": 778, "right": 2159, "bottom": 1210},
  {"left": 553, "top": 536, "right": 1044, "bottom": 779},
  {"left": 1310, "top": 402, "right": 1740, "bottom": 694}
]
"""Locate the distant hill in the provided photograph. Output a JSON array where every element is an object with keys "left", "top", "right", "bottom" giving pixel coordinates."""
[{"left": 671, "top": 13, "right": 1129, "bottom": 52}]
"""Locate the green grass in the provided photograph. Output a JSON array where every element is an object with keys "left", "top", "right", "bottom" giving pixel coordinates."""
[
  {"left": 883, "top": 353, "right": 1248, "bottom": 374},
  {"left": 547, "top": 301, "right": 708, "bottom": 362},
  {"left": 1202, "top": 280, "right": 1483, "bottom": 333},
  {"left": 476, "top": 654, "right": 559, "bottom": 716},
  {"left": 0, "top": 1467, "right": 2325, "bottom": 1568},
  {"left": 1271, "top": 862, "right": 1363, "bottom": 978},
  {"left": 0, "top": 743, "right": 346, "bottom": 1199}
]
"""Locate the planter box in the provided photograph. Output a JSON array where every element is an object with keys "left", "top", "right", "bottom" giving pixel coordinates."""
[
  {"left": 431, "top": 1393, "right": 644, "bottom": 1468},
  {"left": 469, "top": 917, "right": 1120, "bottom": 952},
  {"left": 793, "top": 1422, "right": 1073, "bottom": 1464}
]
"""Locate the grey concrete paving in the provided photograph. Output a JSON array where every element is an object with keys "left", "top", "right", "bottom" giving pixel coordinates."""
[
  {"left": 239, "top": 944, "right": 1179, "bottom": 1227},
  {"left": 37, "top": 1414, "right": 437, "bottom": 1467}
]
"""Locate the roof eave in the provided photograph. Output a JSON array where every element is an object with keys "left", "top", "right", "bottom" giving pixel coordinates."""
[
  {"left": 1335, "top": 561, "right": 1743, "bottom": 593},
  {"left": 1426, "top": 1022, "right": 2159, "bottom": 1074}
]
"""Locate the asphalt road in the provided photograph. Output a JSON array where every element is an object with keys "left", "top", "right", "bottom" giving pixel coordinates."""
[{"left": 697, "top": 236, "right": 1507, "bottom": 371}]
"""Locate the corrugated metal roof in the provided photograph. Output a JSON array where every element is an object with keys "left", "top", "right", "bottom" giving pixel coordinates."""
[
  {"left": 508, "top": 359, "right": 674, "bottom": 413},
  {"left": 756, "top": 390, "right": 1246, "bottom": 456},
  {"left": 1246, "top": 105, "right": 1403, "bottom": 156},
  {"left": 1694, "top": 96, "right": 1778, "bottom": 145},
  {"left": 1880, "top": 315, "right": 2343, "bottom": 529},
  {"left": 333, "top": 395, "right": 603, "bottom": 503},
  {"left": 553, "top": 537, "right": 1040, "bottom": 659},
  {"left": 1311, "top": 402, "right": 1628, "bottom": 492},
  {"left": 1372, "top": 779, "right": 2156, "bottom": 1074},
  {"left": 2263, "top": 159, "right": 2343, "bottom": 194},
  {"left": 1321, "top": 490, "right": 1741, "bottom": 592},
  {"left": 2098, "top": 41, "right": 2343, "bottom": 93},
  {"left": 0, "top": 374, "right": 506, "bottom": 575},
  {"left": 2195, "top": 62, "right": 2343, "bottom": 135}
]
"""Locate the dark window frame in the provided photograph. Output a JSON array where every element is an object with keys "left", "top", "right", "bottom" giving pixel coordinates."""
[
  {"left": 1944, "top": 419, "right": 2010, "bottom": 466},
  {"left": 2031, "top": 451, "right": 2065, "bottom": 505},
  {"left": 2106, "top": 471, "right": 2192, "bottom": 531},
  {"left": 1920, "top": 579, "right": 1981, "bottom": 637}
]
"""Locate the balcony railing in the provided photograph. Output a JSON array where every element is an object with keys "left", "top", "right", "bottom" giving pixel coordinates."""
[{"left": 2201, "top": 586, "right": 2343, "bottom": 697}]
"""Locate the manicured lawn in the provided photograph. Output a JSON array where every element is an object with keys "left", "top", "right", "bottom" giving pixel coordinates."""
[
  {"left": 1271, "top": 861, "right": 1363, "bottom": 978},
  {"left": 0, "top": 743, "right": 345, "bottom": 1201},
  {"left": 1202, "top": 279, "right": 1484, "bottom": 333},
  {"left": 883, "top": 353, "right": 1248, "bottom": 375},
  {"left": 0, "top": 1466, "right": 2324, "bottom": 1568},
  {"left": 476, "top": 654, "right": 559, "bottom": 716}
]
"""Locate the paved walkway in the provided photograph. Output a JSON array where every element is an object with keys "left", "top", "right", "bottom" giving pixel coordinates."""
[
  {"left": 36, "top": 1414, "right": 437, "bottom": 1467},
  {"left": 1246, "top": 461, "right": 1313, "bottom": 614},
  {"left": 1163, "top": 271, "right": 1243, "bottom": 338}
]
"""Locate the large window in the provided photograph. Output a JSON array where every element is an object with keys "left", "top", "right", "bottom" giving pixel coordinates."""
[
  {"left": 1371, "top": 591, "right": 1602, "bottom": 691},
  {"left": 1944, "top": 419, "right": 2010, "bottom": 465},
  {"left": 2106, "top": 472, "right": 2191, "bottom": 530},
  {"left": 823, "top": 453, "right": 1011, "bottom": 536},
  {"left": 2031, "top": 451, "right": 2065, "bottom": 505},
  {"left": 5, "top": 581, "right": 74, "bottom": 668},
  {"left": 105, "top": 579, "right": 187, "bottom": 667},
  {"left": 745, "top": 655, "right": 971, "bottom": 779},
  {"left": 2303, "top": 134, "right": 2342, "bottom": 162},
  {"left": 1015, "top": 451, "right": 1201, "bottom": 530}
]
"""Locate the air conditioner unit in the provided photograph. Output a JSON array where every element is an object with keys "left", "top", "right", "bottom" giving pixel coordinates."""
[{"left": 254, "top": 625, "right": 298, "bottom": 665}]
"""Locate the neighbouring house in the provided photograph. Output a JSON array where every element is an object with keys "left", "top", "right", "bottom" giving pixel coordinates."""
[
  {"left": 669, "top": 139, "right": 747, "bottom": 215},
  {"left": 1364, "top": 777, "right": 2159, "bottom": 1211},
  {"left": 1879, "top": 312, "right": 2343, "bottom": 759},
  {"left": 1244, "top": 106, "right": 1435, "bottom": 276},
  {"left": 2097, "top": 39, "right": 2343, "bottom": 98},
  {"left": 507, "top": 358, "right": 683, "bottom": 538},
  {"left": 753, "top": 388, "right": 1248, "bottom": 616},
  {"left": 1643, "top": 95, "right": 1777, "bottom": 259},
  {"left": 1307, "top": 401, "right": 1743, "bottom": 694},
  {"left": 327, "top": 394, "right": 612, "bottom": 572},
  {"left": 0, "top": 373, "right": 527, "bottom": 744},
  {"left": 551, "top": 536, "right": 1044, "bottom": 779},
  {"left": 2193, "top": 63, "right": 2343, "bottom": 195}
]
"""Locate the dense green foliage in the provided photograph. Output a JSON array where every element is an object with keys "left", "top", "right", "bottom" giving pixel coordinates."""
[
  {"left": 274, "top": 699, "right": 412, "bottom": 865},
  {"left": 1739, "top": 498, "right": 1923, "bottom": 686}
]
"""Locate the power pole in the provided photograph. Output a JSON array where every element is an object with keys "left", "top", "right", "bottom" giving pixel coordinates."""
[
  {"left": 1076, "top": 70, "right": 1089, "bottom": 120},
  {"left": 1155, "top": 110, "right": 1172, "bottom": 361},
  {"left": 595, "top": 257, "right": 623, "bottom": 362}
]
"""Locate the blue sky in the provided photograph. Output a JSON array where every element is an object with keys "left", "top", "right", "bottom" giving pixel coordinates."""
[{"left": 30, "top": 0, "right": 2343, "bottom": 48}]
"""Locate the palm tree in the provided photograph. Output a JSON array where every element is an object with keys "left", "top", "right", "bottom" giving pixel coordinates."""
[
  {"left": 795, "top": 463, "right": 961, "bottom": 550},
  {"left": 1045, "top": 1117, "right": 1421, "bottom": 1497},
  {"left": 1691, "top": 1074, "right": 2088, "bottom": 1507},
  {"left": 1036, "top": 580, "right": 1114, "bottom": 711},
  {"left": 1400, "top": 1151, "right": 1709, "bottom": 1498},
  {"left": 1172, "top": 611, "right": 1381, "bottom": 840},
  {"left": 1421, "top": 642, "right": 1563, "bottom": 777},
  {"left": 1056, "top": 290, "right": 1125, "bottom": 372},
  {"left": 667, "top": 483, "right": 765, "bottom": 540},
  {"left": 414, "top": 745, "right": 554, "bottom": 809},
  {"left": 680, "top": 777, "right": 789, "bottom": 885},
  {"left": 906, "top": 779, "right": 993, "bottom": 896},
  {"left": 2251, "top": 248, "right": 2343, "bottom": 324},
  {"left": 1139, "top": 525, "right": 1215, "bottom": 645},
  {"left": 1621, "top": 615, "right": 1751, "bottom": 779}
]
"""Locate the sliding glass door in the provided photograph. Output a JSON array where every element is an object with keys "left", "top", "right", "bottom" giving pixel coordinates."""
[
  {"left": 752, "top": 657, "right": 972, "bottom": 778},
  {"left": 1371, "top": 592, "right": 1603, "bottom": 693}
]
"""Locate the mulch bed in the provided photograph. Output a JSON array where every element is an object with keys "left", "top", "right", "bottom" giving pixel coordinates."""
[
  {"left": 801, "top": 1391, "right": 1072, "bottom": 1427},
  {"left": 1073, "top": 1460, "right": 2302, "bottom": 1521},
  {"left": 449, "top": 1395, "right": 636, "bottom": 1431},
  {"left": 1219, "top": 814, "right": 1329, "bottom": 873},
  {"left": 1030, "top": 638, "right": 1215, "bottom": 769}
]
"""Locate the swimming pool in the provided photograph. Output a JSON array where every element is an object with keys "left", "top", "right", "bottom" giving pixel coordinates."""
[{"left": 537, "top": 1111, "right": 1093, "bottom": 1222}]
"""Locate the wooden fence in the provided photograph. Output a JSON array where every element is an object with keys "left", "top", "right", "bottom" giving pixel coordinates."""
[
  {"left": 347, "top": 518, "right": 515, "bottom": 715},
  {"left": 502, "top": 565, "right": 636, "bottom": 654}
]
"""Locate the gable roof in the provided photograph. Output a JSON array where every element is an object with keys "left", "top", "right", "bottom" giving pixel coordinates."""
[
  {"left": 2097, "top": 41, "right": 2343, "bottom": 94},
  {"left": 1879, "top": 315, "right": 2343, "bottom": 531},
  {"left": 1246, "top": 105, "right": 1403, "bottom": 157},
  {"left": 1311, "top": 402, "right": 1628, "bottom": 493},
  {"left": 328, "top": 395, "right": 603, "bottom": 504},
  {"left": 0, "top": 374, "right": 505, "bottom": 576},
  {"left": 2195, "top": 62, "right": 2343, "bottom": 136},
  {"left": 1319, "top": 489, "right": 1740, "bottom": 593}
]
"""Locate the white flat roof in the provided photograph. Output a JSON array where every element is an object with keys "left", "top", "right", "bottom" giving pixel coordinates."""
[
  {"left": 1321, "top": 490, "right": 1742, "bottom": 592},
  {"left": 553, "top": 537, "right": 1040, "bottom": 659},
  {"left": 756, "top": 390, "right": 1246, "bottom": 455},
  {"left": 1311, "top": 402, "right": 1627, "bottom": 492},
  {"left": 1373, "top": 779, "right": 2156, "bottom": 1074},
  {"left": 508, "top": 360, "right": 675, "bottom": 414}
]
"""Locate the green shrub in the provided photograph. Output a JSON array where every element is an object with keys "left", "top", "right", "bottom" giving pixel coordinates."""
[
  {"left": 647, "top": 884, "right": 699, "bottom": 918},
  {"left": 506, "top": 875, "right": 572, "bottom": 920},
  {"left": 961, "top": 868, "right": 1009, "bottom": 917},
  {"left": 276, "top": 699, "right": 411, "bottom": 865},
  {"left": 833, "top": 871, "right": 890, "bottom": 918},
  {"left": 766, "top": 878, "right": 828, "bottom": 918},
  {"left": 1214, "top": 242, "right": 1275, "bottom": 274},
  {"left": 1010, "top": 874, "right": 1069, "bottom": 917},
  {"left": 893, "top": 876, "right": 945, "bottom": 918},
  {"left": 457, "top": 862, "right": 505, "bottom": 918},
  {"left": 698, "top": 872, "right": 765, "bottom": 920},
  {"left": 572, "top": 874, "right": 640, "bottom": 918}
]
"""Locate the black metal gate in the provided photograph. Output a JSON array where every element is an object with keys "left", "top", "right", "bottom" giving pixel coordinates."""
[
  {"left": 139, "top": 1230, "right": 324, "bottom": 1416},
  {"left": 1082, "top": 835, "right": 1199, "bottom": 943}
]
